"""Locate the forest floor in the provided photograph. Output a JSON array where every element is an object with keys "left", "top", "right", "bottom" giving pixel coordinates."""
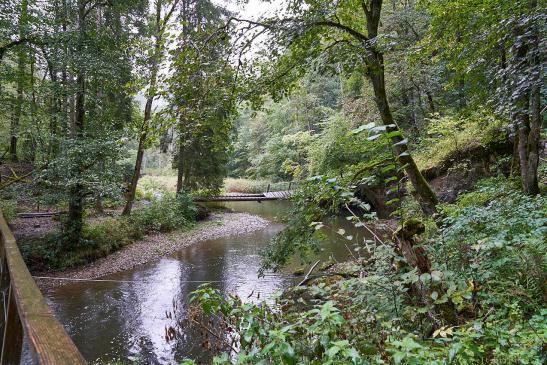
[{"left": 12, "top": 212, "right": 269, "bottom": 291}]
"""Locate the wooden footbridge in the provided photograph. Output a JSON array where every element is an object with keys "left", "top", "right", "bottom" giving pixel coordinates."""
[
  {"left": 0, "top": 211, "right": 86, "bottom": 364},
  {"left": 194, "top": 190, "right": 293, "bottom": 202}
]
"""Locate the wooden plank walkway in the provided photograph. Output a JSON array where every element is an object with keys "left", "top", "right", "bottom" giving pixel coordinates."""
[{"left": 194, "top": 191, "right": 292, "bottom": 202}]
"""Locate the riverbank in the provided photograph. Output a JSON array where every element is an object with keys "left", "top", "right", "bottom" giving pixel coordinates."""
[{"left": 30, "top": 212, "right": 269, "bottom": 291}]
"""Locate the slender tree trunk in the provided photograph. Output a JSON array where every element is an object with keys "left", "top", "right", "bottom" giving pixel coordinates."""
[
  {"left": 367, "top": 54, "right": 438, "bottom": 214},
  {"left": 123, "top": 0, "right": 167, "bottom": 215},
  {"left": 363, "top": 0, "right": 438, "bottom": 215},
  {"left": 122, "top": 116, "right": 148, "bottom": 215},
  {"left": 426, "top": 90, "right": 435, "bottom": 114},
  {"left": 176, "top": 139, "right": 185, "bottom": 193},
  {"left": 28, "top": 51, "right": 37, "bottom": 162},
  {"left": 524, "top": 84, "right": 540, "bottom": 195},
  {"left": 61, "top": 0, "right": 69, "bottom": 135},
  {"left": 513, "top": 1, "right": 540, "bottom": 196},
  {"left": 522, "top": 0, "right": 541, "bottom": 195},
  {"left": 66, "top": 0, "right": 86, "bottom": 245},
  {"left": 10, "top": 0, "right": 29, "bottom": 161}
]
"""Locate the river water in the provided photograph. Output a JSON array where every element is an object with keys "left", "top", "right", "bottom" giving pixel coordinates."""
[{"left": 45, "top": 201, "right": 363, "bottom": 364}]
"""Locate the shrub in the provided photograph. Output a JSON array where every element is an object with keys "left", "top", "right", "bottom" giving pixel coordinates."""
[
  {"left": 0, "top": 199, "right": 17, "bottom": 224},
  {"left": 436, "top": 177, "right": 547, "bottom": 311},
  {"left": 21, "top": 192, "right": 197, "bottom": 271},
  {"left": 414, "top": 110, "right": 505, "bottom": 170},
  {"left": 128, "top": 192, "right": 196, "bottom": 237}
]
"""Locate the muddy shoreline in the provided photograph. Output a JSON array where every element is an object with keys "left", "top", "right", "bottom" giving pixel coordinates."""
[{"left": 20, "top": 212, "right": 269, "bottom": 291}]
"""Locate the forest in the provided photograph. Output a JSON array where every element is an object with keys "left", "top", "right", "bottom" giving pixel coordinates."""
[{"left": 0, "top": 0, "right": 545, "bottom": 364}]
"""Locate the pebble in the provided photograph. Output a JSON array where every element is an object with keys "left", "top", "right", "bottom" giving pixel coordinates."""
[{"left": 35, "top": 212, "right": 269, "bottom": 291}]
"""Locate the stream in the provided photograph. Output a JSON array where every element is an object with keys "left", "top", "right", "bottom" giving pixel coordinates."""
[{"left": 45, "top": 201, "right": 366, "bottom": 364}]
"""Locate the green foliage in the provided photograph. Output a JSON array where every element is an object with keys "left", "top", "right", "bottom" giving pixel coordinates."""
[
  {"left": 128, "top": 192, "right": 196, "bottom": 238},
  {"left": 414, "top": 110, "right": 506, "bottom": 170},
  {"left": 437, "top": 177, "right": 547, "bottom": 311},
  {"left": 185, "top": 176, "right": 546, "bottom": 364},
  {"left": 189, "top": 284, "right": 366, "bottom": 365},
  {"left": 20, "top": 192, "right": 196, "bottom": 270},
  {"left": 167, "top": 0, "right": 236, "bottom": 192},
  {"left": 228, "top": 74, "right": 341, "bottom": 181},
  {"left": 36, "top": 137, "right": 127, "bottom": 205},
  {"left": 0, "top": 199, "right": 17, "bottom": 223}
]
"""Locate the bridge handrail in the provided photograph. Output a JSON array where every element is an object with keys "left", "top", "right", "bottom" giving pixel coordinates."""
[{"left": 0, "top": 211, "right": 86, "bottom": 364}]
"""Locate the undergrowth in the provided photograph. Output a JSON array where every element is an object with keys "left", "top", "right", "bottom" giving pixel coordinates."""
[
  {"left": 182, "top": 177, "right": 546, "bottom": 364},
  {"left": 0, "top": 199, "right": 17, "bottom": 223},
  {"left": 20, "top": 192, "right": 196, "bottom": 271},
  {"left": 414, "top": 111, "right": 505, "bottom": 171}
]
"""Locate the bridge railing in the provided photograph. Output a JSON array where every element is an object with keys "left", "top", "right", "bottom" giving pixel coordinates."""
[{"left": 0, "top": 211, "right": 86, "bottom": 364}]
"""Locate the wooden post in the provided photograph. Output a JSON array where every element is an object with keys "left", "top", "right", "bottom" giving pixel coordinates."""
[
  {"left": 267, "top": 183, "right": 270, "bottom": 193},
  {"left": 288, "top": 182, "right": 292, "bottom": 191}
]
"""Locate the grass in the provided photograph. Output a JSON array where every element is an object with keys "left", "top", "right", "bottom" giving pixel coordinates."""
[
  {"left": 137, "top": 176, "right": 296, "bottom": 196},
  {"left": 136, "top": 175, "right": 178, "bottom": 199},
  {"left": 224, "top": 178, "right": 295, "bottom": 194}
]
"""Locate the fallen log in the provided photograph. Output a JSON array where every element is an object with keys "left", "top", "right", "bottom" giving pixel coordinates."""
[{"left": 17, "top": 211, "right": 67, "bottom": 218}]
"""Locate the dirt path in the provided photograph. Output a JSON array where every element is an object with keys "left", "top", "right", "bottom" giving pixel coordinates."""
[{"left": 30, "top": 212, "right": 269, "bottom": 291}]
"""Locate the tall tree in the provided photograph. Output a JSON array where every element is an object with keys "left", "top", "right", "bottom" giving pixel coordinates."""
[
  {"left": 168, "top": 0, "right": 236, "bottom": 193},
  {"left": 231, "top": 0, "right": 439, "bottom": 214},
  {"left": 122, "top": 0, "right": 180, "bottom": 215},
  {"left": 9, "top": 0, "right": 29, "bottom": 161},
  {"left": 424, "top": 0, "right": 544, "bottom": 195}
]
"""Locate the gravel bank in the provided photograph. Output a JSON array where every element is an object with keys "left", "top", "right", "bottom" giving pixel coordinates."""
[{"left": 35, "top": 212, "right": 269, "bottom": 291}]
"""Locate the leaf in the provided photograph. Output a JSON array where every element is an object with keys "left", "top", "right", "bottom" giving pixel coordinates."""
[
  {"left": 431, "top": 291, "right": 439, "bottom": 300},
  {"left": 337, "top": 228, "right": 346, "bottom": 235},
  {"left": 394, "top": 138, "right": 408, "bottom": 146},
  {"left": 327, "top": 345, "right": 340, "bottom": 357},
  {"left": 367, "top": 134, "right": 381, "bottom": 141},
  {"left": 401, "top": 336, "right": 423, "bottom": 350},
  {"left": 431, "top": 270, "right": 443, "bottom": 281},
  {"left": 351, "top": 122, "right": 375, "bottom": 134}
]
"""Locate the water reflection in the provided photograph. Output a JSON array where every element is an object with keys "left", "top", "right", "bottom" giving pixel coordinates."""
[{"left": 46, "top": 201, "right": 361, "bottom": 364}]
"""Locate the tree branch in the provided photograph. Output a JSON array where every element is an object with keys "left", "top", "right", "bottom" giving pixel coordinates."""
[{"left": 0, "top": 38, "right": 32, "bottom": 60}]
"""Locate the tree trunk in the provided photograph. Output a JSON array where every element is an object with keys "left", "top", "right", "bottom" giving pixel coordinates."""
[
  {"left": 9, "top": 0, "right": 29, "bottom": 161},
  {"left": 176, "top": 141, "right": 184, "bottom": 193},
  {"left": 513, "top": 1, "right": 540, "bottom": 196},
  {"left": 367, "top": 52, "right": 438, "bottom": 215},
  {"left": 122, "top": 122, "right": 147, "bottom": 215},
  {"left": 66, "top": 0, "right": 86, "bottom": 245},
  {"left": 364, "top": 0, "right": 438, "bottom": 215},
  {"left": 122, "top": 0, "right": 166, "bottom": 215}
]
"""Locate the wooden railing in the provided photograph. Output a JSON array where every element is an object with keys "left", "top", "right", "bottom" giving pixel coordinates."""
[{"left": 0, "top": 211, "right": 86, "bottom": 364}]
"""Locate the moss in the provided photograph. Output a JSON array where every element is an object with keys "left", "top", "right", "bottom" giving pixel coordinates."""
[{"left": 393, "top": 218, "right": 425, "bottom": 241}]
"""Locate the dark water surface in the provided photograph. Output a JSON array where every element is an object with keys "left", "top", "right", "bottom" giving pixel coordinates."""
[{"left": 45, "top": 201, "right": 362, "bottom": 364}]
